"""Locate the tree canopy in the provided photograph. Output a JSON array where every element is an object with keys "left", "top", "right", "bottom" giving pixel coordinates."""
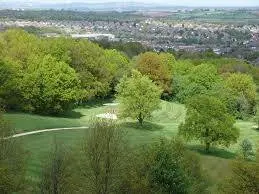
[
  {"left": 179, "top": 95, "right": 240, "bottom": 152},
  {"left": 116, "top": 70, "right": 162, "bottom": 125},
  {"left": 136, "top": 52, "right": 175, "bottom": 96}
]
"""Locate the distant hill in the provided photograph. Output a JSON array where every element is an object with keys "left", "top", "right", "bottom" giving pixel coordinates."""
[{"left": 0, "top": 1, "right": 186, "bottom": 11}]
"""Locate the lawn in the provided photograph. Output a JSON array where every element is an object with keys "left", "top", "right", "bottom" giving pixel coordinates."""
[
  {"left": 5, "top": 100, "right": 259, "bottom": 193},
  {"left": 3, "top": 103, "right": 108, "bottom": 133}
]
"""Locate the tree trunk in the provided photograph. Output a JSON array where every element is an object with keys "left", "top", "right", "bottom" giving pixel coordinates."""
[
  {"left": 205, "top": 128, "right": 210, "bottom": 153},
  {"left": 205, "top": 142, "right": 210, "bottom": 153},
  {"left": 138, "top": 113, "right": 143, "bottom": 126}
]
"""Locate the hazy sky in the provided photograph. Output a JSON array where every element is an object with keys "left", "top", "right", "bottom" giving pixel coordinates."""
[{"left": 1, "top": 0, "right": 259, "bottom": 7}]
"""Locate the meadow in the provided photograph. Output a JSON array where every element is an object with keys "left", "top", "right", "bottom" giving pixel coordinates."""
[{"left": 4, "top": 100, "right": 259, "bottom": 193}]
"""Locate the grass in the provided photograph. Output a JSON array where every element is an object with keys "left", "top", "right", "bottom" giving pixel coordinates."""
[
  {"left": 4, "top": 100, "right": 259, "bottom": 193},
  {"left": 3, "top": 105, "right": 108, "bottom": 133}
]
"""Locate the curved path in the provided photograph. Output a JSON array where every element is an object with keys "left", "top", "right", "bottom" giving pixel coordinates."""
[{"left": 11, "top": 126, "right": 89, "bottom": 138}]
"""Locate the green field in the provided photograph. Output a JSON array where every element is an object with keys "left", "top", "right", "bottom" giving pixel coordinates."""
[{"left": 5, "top": 101, "right": 259, "bottom": 193}]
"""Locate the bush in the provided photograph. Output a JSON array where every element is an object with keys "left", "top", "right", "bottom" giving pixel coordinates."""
[{"left": 240, "top": 139, "right": 254, "bottom": 160}]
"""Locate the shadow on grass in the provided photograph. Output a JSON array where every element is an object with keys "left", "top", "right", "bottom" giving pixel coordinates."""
[
  {"left": 188, "top": 144, "right": 236, "bottom": 159},
  {"left": 81, "top": 97, "right": 115, "bottom": 108},
  {"left": 121, "top": 121, "right": 164, "bottom": 131},
  {"left": 58, "top": 110, "right": 84, "bottom": 119}
]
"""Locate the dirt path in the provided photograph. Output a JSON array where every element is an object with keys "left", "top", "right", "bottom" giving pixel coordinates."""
[{"left": 11, "top": 126, "right": 89, "bottom": 138}]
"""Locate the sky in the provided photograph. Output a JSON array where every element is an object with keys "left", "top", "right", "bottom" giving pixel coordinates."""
[{"left": 1, "top": 0, "right": 259, "bottom": 7}]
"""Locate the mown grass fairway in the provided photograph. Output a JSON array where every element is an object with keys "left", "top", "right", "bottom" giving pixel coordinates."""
[{"left": 5, "top": 100, "right": 259, "bottom": 193}]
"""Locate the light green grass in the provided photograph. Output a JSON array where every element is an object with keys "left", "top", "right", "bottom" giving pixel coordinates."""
[
  {"left": 3, "top": 104, "right": 108, "bottom": 133},
  {"left": 5, "top": 100, "right": 259, "bottom": 193}
]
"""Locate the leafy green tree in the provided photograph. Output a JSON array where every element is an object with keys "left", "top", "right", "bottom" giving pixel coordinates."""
[
  {"left": 69, "top": 40, "right": 113, "bottom": 100},
  {"left": 0, "top": 112, "right": 27, "bottom": 194},
  {"left": 173, "top": 63, "right": 221, "bottom": 103},
  {"left": 172, "top": 60, "right": 194, "bottom": 76},
  {"left": 40, "top": 37, "right": 73, "bottom": 64},
  {"left": 104, "top": 49, "right": 130, "bottom": 90},
  {"left": 0, "top": 29, "right": 39, "bottom": 65},
  {"left": 225, "top": 73, "right": 257, "bottom": 116},
  {"left": 0, "top": 59, "right": 20, "bottom": 109},
  {"left": 188, "top": 63, "right": 221, "bottom": 90},
  {"left": 206, "top": 83, "right": 238, "bottom": 117},
  {"left": 18, "top": 55, "right": 80, "bottom": 114},
  {"left": 121, "top": 138, "right": 207, "bottom": 194},
  {"left": 116, "top": 70, "right": 162, "bottom": 125},
  {"left": 179, "top": 95, "right": 240, "bottom": 152}
]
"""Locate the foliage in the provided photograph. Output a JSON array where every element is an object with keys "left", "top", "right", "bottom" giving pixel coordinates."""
[
  {"left": 104, "top": 49, "right": 130, "bottom": 91},
  {"left": 0, "top": 112, "right": 27, "bottom": 194},
  {"left": 39, "top": 138, "right": 74, "bottom": 194},
  {"left": 116, "top": 70, "right": 162, "bottom": 125},
  {"left": 0, "top": 59, "right": 20, "bottom": 110},
  {"left": 81, "top": 119, "right": 126, "bottom": 194},
  {"left": 225, "top": 73, "right": 257, "bottom": 116},
  {"left": 0, "top": 29, "right": 132, "bottom": 114},
  {"left": 239, "top": 139, "right": 254, "bottom": 160},
  {"left": 121, "top": 138, "right": 208, "bottom": 194},
  {"left": 69, "top": 39, "right": 113, "bottom": 100},
  {"left": 219, "top": 153, "right": 259, "bottom": 194},
  {"left": 172, "top": 63, "right": 221, "bottom": 103},
  {"left": 18, "top": 55, "right": 80, "bottom": 114},
  {"left": 136, "top": 52, "right": 175, "bottom": 95},
  {"left": 179, "top": 95, "right": 240, "bottom": 152},
  {"left": 96, "top": 40, "right": 150, "bottom": 58}
]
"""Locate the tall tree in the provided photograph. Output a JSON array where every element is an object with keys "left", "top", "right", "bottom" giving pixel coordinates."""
[
  {"left": 81, "top": 119, "right": 126, "bottom": 194},
  {"left": 104, "top": 49, "right": 130, "bottom": 91},
  {"left": 179, "top": 95, "right": 239, "bottom": 152},
  {"left": 39, "top": 138, "right": 74, "bottom": 194},
  {"left": 70, "top": 40, "right": 113, "bottom": 100},
  {"left": 116, "top": 70, "right": 162, "bottom": 125}
]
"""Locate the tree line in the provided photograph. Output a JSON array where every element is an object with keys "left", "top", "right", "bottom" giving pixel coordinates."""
[{"left": 0, "top": 29, "right": 258, "bottom": 119}]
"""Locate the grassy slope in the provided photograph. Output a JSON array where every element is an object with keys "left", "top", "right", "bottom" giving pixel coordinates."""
[
  {"left": 5, "top": 101, "right": 259, "bottom": 193},
  {"left": 3, "top": 105, "right": 108, "bottom": 133}
]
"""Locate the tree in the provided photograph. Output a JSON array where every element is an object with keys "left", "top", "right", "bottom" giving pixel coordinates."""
[
  {"left": 136, "top": 52, "right": 175, "bottom": 95},
  {"left": 0, "top": 111, "right": 27, "bottom": 194},
  {"left": 39, "top": 138, "right": 74, "bottom": 194},
  {"left": 219, "top": 152, "right": 259, "bottom": 194},
  {"left": 121, "top": 138, "right": 207, "bottom": 194},
  {"left": 18, "top": 55, "right": 80, "bottom": 114},
  {"left": 225, "top": 73, "right": 256, "bottom": 116},
  {"left": 188, "top": 63, "right": 221, "bottom": 90},
  {"left": 116, "top": 70, "right": 162, "bottom": 125},
  {"left": 0, "top": 59, "right": 20, "bottom": 109},
  {"left": 0, "top": 29, "right": 39, "bottom": 65},
  {"left": 104, "top": 49, "right": 130, "bottom": 91},
  {"left": 172, "top": 63, "right": 221, "bottom": 103},
  {"left": 69, "top": 40, "right": 113, "bottom": 100},
  {"left": 179, "top": 95, "right": 240, "bottom": 152},
  {"left": 81, "top": 119, "right": 126, "bottom": 194}
]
